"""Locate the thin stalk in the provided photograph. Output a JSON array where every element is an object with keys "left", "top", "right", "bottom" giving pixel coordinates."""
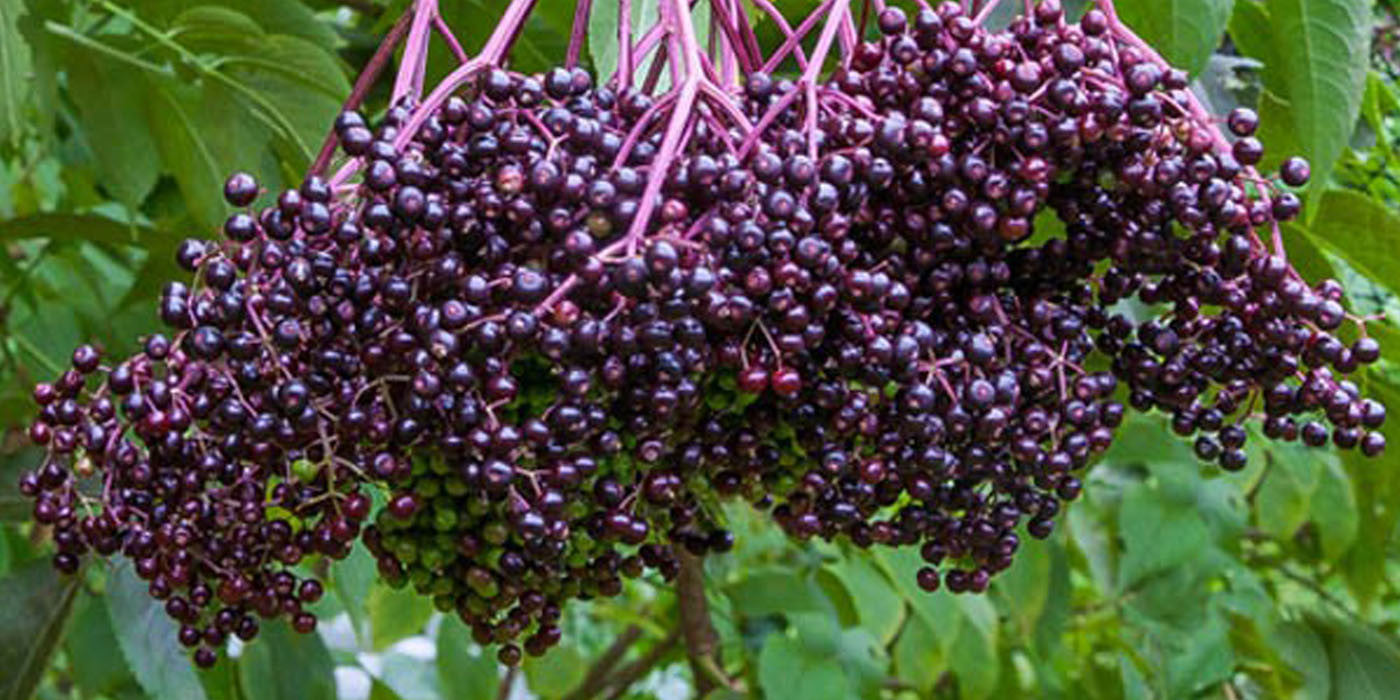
[
  {"left": 432, "top": 12, "right": 469, "bottom": 64},
  {"left": 619, "top": 0, "right": 634, "bottom": 89},
  {"left": 390, "top": 0, "right": 438, "bottom": 102},
  {"left": 566, "top": 0, "right": 593, "bottom": 69},
  {"left": 972, "top": 0, "right": 1008, "bottom": 25},
  {"left": 760, "top": 0, "right": 836, "bottom": 73},
  {"left": 311, "top": 10, "right": 414, "bottom": 176},
  {"left": 802, "top": 0, "right": 851, "bottom": 158}
]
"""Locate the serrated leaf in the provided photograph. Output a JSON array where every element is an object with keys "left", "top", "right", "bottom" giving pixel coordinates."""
[
  {"left": 106, "top": 564, "right": 208, "bottom": 700},
  {"left": 1311, "top": 614, "right": 1400, "bottom": 699},
  {"left": 436, "top": 617, "right": 497, "bottom": 700},
  {"left": 0, "top": 560, "right": 80, "bottom": 700},
  {"left": 1267, "top": 0, "right": 1371, "bottom": 197},
  {"left": 1116, "top": 0, "right": 1235, "bottom": 76},
  {"left": 237, "top": 620, "right": 336, "bottom": 700}
]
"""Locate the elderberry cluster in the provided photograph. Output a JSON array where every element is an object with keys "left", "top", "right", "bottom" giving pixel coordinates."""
[{"left": 19, "top": 0, "right": 1386, "bottom": 668}]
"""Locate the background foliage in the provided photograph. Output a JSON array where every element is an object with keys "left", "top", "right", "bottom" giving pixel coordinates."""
[{"left": 1, "top": 0, "right": 1399, "bottom": 698}]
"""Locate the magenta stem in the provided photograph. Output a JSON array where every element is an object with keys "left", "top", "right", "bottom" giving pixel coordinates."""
[
  {"left": 391, "top": 0, "right": 437, "bottom": 102},
  {"left": 972, "top": 0, "right": 1007, "bottom": 25},
  {"left": 310, "top": 10, "right": 413, "bottom": 176},
  {"left": 619, "top": 0, "right": 634, "bottom": 89},
  {"left": 432, "top": 12, "right": 469, "bottom": 64},
  {"left": 803, "top": 0, "right": 850, "bottom": 158},
  {"left": 566, "top": 0, "right": 593, "bottom": 69},
  {"left": 1096, "top": 0, "right": 1287, "bottom": 260},
  {"left": 760, "top": 0, "right": 833, "bottom": 73}
]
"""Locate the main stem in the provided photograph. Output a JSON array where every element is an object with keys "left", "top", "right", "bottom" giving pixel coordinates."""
[{"left": 676, "top": 551, "right": 723, "bottom": 696}]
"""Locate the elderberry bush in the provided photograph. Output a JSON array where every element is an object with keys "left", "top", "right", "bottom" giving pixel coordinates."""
[{"left": 17, "top": 0, "right": 1387, "bottom": 668}]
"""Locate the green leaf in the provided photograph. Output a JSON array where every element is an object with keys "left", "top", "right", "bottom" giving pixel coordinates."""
[
  {"left": 757, "top": 632, "right": 851, "bottom": 700},
  {"left": 1255, "top": 442, "right": 1325, "bottom": 539},
  {"left": 64, "top": 51, "right": 161, "bottom": 207},
  {"left": 891, "top": 613, "right": 946, "bottom": 692},
  {"left": 1310, "top": 460, "right": 1359, "bottom": 561},
  {"left": 521, "top": 643, "right": 586, "bottom": 697},
  {"left": 1228, "top": 0, "right": 1286, "bottom": 96},
  {"left": 1116, "top": 0, "right": 1234, "bottom": 76},
  {"left": 436, "top": 617, "right": 498, "bottom": 700},
  {"left": 1312, "top": 615, "right": 1400, "bottom": 699},
  {"left": 0, "top": 560, "right": 80, "bottom": 700},
  {"left": 368, "top": 584, "right": 434, "bottom": 650},
  {"left": 1274, "top": 621, "right": 1331, "bottom": 700},
  {"left": 725, "top": 569, "right": 836, "bottom": 618},
  {"left": 825, "top": 555, "right": 905, "bottom": 644},
  {"left": 1116, "top": 482, "right": 1209, "bottom": 589},
  {"left": 237, "top": 620, "right": 336, "bottom": 700},
  {"left": 106, "top": 564, "right": 208, "bottom": 700},
  {"left": 1297, "top": 189, "right": 1400, "bottom": 297},
  {"left": 332, "top": 543, "right": 376, "bottom": 643},
  {"left": 1266, "top": 0, "right": 1372, "bottom": 196},
  {"left": 143, "top": 78, "right": 232, "bottom": 231},
  {"left": 67, "top": 594, "right": 145, "bottom": 699},
  {"left": 378, "top": 652, "right": 440, "bottom": 700},
  {"left": 0, "top": 0, "right": 33, "bottom": 147}
]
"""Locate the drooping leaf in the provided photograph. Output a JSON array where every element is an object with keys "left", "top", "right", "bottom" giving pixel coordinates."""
[
  {"left": 1116, "top": 482, "right": 1210, "bottom": 589},
  {"left": 67, "top": 594, "right": 145, "bottom": 699},
  {"left": 368, "top": 583, "right": 434, "bottom": 650},
  {"left": 1116, "top": 0, "right": 1235, "bottom": 76},
  {"left": 332, "top": 543, "right": 377, "bottom": 643},
  {"left": 1311, "top": 614, "right": 1400, "bottom": 699},
  {"left": 436, "top": 617, "right": 498, "bottom": 700},
  {"left": 1266, "top": 0, "right": 1372, "bottom": 197},
  {"left": 106, "top": 564, "right": 208, "bottom": 700},
  {"left": 64, "top": 52, "right": 162, "bottom": 207},
  {"left": 521, "top": 642, "right": 586, "bottom": 697},
  {"left": 237, "top": 620, "right": 336, "bottom": 700},
  {"left": 1297, "top": 189, "right": 1400, "bottom": 297},
  {"left": 757, "top": 632, "right": 851, "bottom": 700},
  {"left": 0, "top": 560, "right": 80, "bottom": 700}
]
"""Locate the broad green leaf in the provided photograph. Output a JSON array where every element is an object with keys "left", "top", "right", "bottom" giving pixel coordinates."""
[
  {"left": 1116, "top": 0, "right": 1234, "bottom": 76},
  {"left": 891, "top": 613, "right": 948, "bottom": 692},
  {"left": 1267, "top": 0, "right": 1371, "bottom": 196},
  {"left": 0, "top": 0, "right": 33, "bottom": 147},
  {"left": 237, "top": 620, "right": 336, "bottom": 700},
  {"left": 1117, "top": 483, "right": 1209, "bottom": 589},
  {"left": 757, "top": 632, "right": 851, "bottom": 700},
  {"left": 0, "top": 560, "right": 80, "bottom": 700},
  {"left": 1228, "top": 0, "right": 1286, "bottom": 96},
  {"left": 725, "top": 569, "right": 835, "bottom": 618},
  {"left": 64, "top": 52, "right": 161, "bottom": 207},
  {"left": 1165, "top": 610, "right": 1235, "bottom": 695},
  {"left": 825, "top": 555, "right": 904, "bottom": 644},
  {"left": 1312, "top": 615, "right": 1400, "bottom": 699},
  {"left": 368, "top": 583, "right": 434, "bottom": 650},
  {"left": 1297, "top": 189, "right": 1400, "bottom": 297},
  {"left": 436, "top": 618, "right": 498, "bottom": 700},
  {"left": 333, "top": 543, "right": 377, "bottom": 643},
  {"left": 1311, "top": 460, "right": 1359, "bottom": 562},
  {"left": 143, "top": 78, "right": 231, "bottom": 231},
  {"left": 946, "top": 600, "right": 999, "bottom": 700},
  {"left": 378, "top": 652, "right": 440, "bottom": 700},
  {"left": 521, "top": 643, "right": 586, "bottom": 697},
  {"left": 106, "top": 564, "right": 208, "bottom": 700},
  {"left": 1255, "top": 442, "right": 1324, "bottom": 539},
  {"left": 1274, "top": 621, "right": 1331, "bottom": 700},
  {"left": 67, "top": 594, "right": 145, "bottom": 699}
]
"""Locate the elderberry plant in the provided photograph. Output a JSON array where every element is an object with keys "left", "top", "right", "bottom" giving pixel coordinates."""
[{"left": 18, "top": 0, "right": 1388, "bottom": 670}]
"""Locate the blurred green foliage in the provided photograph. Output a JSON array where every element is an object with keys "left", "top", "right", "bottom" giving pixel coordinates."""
[{"left": 1, "top": 1, "right": 1399, "bottom": 698}]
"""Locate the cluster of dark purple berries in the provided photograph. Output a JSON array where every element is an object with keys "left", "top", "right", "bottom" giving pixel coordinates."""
[{"left": 19, "top": 0, "right": 1386, "bottom": 667}]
